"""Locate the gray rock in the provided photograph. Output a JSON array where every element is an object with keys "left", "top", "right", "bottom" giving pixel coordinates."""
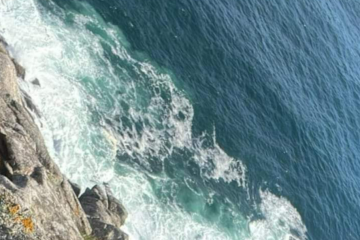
[
  {"left": 70, "top": 180, "right": 81, "bottom": 197},
  {"left": 21, "top": 89, "right": 42, "bottom": 118},
  {"left": 0, "top": 34, "right": 129, "bottom": 240},
  {"left": 80, "top": 185, "right": 128, "bottom": 240},
  {"left": 12, "top": 58, "right": 26, "bottom": 79},
  {"left": 1, "top": 35, "right": 93, "bottom": 240},
  {"left": 0, "top": 36, "right": 8, "bottom": 54},
  {"left": 0, "top": 37, "right": 26, "bottom": 79},
  {"left": 31, "top": 78, "right": 41, "bottom": 87},
  {"left": 0, "top": 51, "right": 22, "bottom": 103},
  {"left": 90, "top": 220, "right": 129, "bottom": 240},
  {"left": 107, "top": 191, "right": 128, "bottom": 227}
]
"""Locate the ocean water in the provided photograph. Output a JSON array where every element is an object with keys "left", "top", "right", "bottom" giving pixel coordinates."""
[{"left": 1, "top": 0, "right": 360, "bottom": 239}]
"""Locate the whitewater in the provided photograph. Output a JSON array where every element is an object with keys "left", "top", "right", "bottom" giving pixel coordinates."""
[{"left": 0, "top": 0, "right": 307, "bottom": 239}]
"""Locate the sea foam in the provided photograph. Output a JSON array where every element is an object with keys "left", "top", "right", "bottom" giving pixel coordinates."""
[{"left": 0, "top": 0, "right": 307, "bottom": 239}]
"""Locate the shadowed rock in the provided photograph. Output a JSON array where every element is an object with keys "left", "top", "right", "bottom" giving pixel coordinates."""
[
  {"left": 21, "top": 89, "right": 42, "bottom": 118},
  {"left": 70, "top": 180, "right": 81, "bottom": 197},
  {"left": 12, "top": 58, "right": 26, "bottom": 79},
  {"left": 80, "top": 185, "right": 128, "bottom": 240}
]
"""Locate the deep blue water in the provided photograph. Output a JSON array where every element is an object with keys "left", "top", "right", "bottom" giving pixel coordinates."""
[
  {"left": 1, "top": 0, "right": 360, "bottom": 239},
  {"left": 79, "top": 1, "right": 360, "bottom": 239}
]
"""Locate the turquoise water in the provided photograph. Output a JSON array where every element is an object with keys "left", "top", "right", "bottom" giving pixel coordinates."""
[{"left": 1, "top": 0, "right": 360, "bottom": 239}]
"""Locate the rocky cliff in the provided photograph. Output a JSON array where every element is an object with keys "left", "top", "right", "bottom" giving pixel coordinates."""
[{"left": 0, "top": 36, "right": 128, "bottom": 240}]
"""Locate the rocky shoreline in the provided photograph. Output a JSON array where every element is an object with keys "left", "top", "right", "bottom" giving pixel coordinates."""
[{"left": 0, "top": 36, "right": 128, "bottom": 239}]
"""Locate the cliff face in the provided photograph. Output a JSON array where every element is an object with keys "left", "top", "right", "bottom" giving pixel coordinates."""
[{"left": 0, "top": 37, "right": 128, "bottom": 240}]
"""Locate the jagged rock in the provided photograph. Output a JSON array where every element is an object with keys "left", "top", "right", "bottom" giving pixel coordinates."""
[
  {"left": 0, "top": 37, "right": 26, "bottom": 79},
  {"left": 107, "top": 193, "right": 128, "bottom": 227},
  {"left": 80, "top": 185, "right": 128, "bottom": 240},
  {"left": 0, "top": 47, "right": 22, "bottom": 104},
  {"left": 70, "top": 180, "right": 81, "bottom": 197},
  {"left": 12, "top": 58, "right": 26, "bottom": 79},
  {"left": 0, "top": 35, "right": 129, "bottom": 239},
  {"left": 21, "top": 89, "right": 42, "bottom": 118},
  {"left": 90, "top": 220, "right": 129, "bottom": 240},
  {"left": 0, "top": 36, "right": 93, "bottom": 239}
]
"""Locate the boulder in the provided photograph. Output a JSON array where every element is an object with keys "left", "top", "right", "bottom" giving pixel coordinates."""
[
  {"left": 80, "top": 185, "right": 128, "bottom": 240},
  {"left": 90, "top": 220, "right": 129, "bottom": 240}
]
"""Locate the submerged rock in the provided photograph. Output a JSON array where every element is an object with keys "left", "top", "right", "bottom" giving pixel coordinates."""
[
  {"left": 31, "top": 78, "right": 41, "bottom": 87},
  {"left": 0, "top": 35, "right": 128, "bottom": 239}
]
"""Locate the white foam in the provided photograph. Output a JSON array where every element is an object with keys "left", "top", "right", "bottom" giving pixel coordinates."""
[
  {"left": 108, "top": 166, "right": 234, "bottom": 240},
  {"left": 193, "top": 130, "right": 247, "bottom": 188},
  {"left": 248, "top": 190, "right": 307, "bottom": 240}
]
